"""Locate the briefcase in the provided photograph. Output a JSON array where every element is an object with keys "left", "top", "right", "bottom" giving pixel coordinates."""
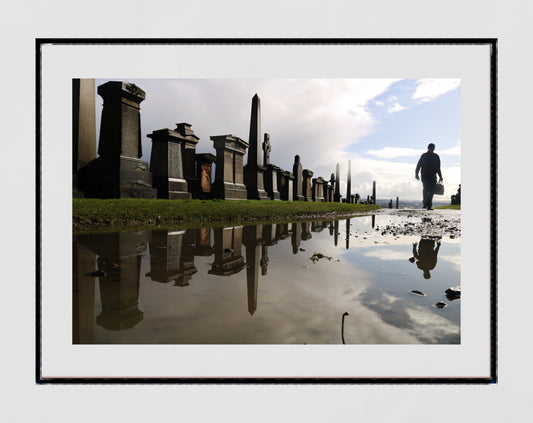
[{"left": 434, "top": 182, "right": 444, "bottom": 195}]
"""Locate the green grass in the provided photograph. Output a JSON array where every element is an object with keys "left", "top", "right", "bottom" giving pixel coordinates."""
[
  {"left": 435, "top": 204, "right": 461, "bottom": 210},
  {"left": 73, "top": 198, "right": 381, "bottom": 230}
]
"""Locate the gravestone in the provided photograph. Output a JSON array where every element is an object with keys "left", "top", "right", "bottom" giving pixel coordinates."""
[
  {"left": 312, "top": 177, "right": 325, "bottom": 202},
  {"left": 175, "top": 123, "right": 200, "bottom": 195},
  {"left": 77, "top": 81, "right": 156, "bottom": 199},
  {"left": 148, "top": 127, "right": 192, "bottom": 199},
  {"left": 278, "top": 170, "right": 294, "bottom": 201},
  {"left": 302, "top": 169, "right": 314, "bottom": 201},
  {"left": 210, "top": 134, "right": 248, "bottom": 200},
  {"left": 195, "top": 153, "right": 216, "bottom": 198},
  {"left": 334, "top": 163, "right": 341, "bottom": 202},
  {"left": 292, "top": 155, "right": 304, "bottom": 201},
  {"left": 72, "top": 79, "right": 96, "bottom": 197},
  {"left": 244, "top": 94, "right": 269, "bottom": 200}
]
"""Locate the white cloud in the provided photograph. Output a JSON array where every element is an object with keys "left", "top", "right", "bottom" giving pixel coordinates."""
[
  {"left": 388, "top": 103, "right": 406, "bottom": 113},
  {"left": 412, "top": 79, "right": 460, "bottom": 103},
  {"left": 365, "top": 147, "right": 422, "bottom": 159}
]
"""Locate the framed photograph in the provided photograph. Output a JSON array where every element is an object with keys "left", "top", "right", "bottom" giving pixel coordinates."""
[{"left": 37, "top": 39, "right": 496, "bottom": 382}]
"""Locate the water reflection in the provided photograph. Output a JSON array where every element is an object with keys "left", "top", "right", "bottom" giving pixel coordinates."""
[
  {"left": 73, "top": 213, "right": 461, "bottom": 344},
  {"left": 411, "top": 238, "right": 441, "bottom": 279}
]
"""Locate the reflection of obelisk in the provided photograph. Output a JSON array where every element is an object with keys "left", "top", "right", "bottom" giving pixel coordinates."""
[
  {"left": 346, "top": 218, "right": 350, "bottom": 250},
  {"left": 244, "top": 94, "right": 269, "bottom": 200},
  {"left": 243, "top": 225, "right": 263, "bottom": 315},
  {"left": 334, "top": 163, "right": 341, "bottom": 202},
  {"left": 334, "top": 220, "right": 339, "bottom": 246}
]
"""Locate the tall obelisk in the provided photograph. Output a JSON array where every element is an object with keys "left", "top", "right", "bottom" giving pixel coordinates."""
[
  {"left": 346, "top": 159, "right": 352, "bottom": 203},
  {"left": 334, "top": 163, "right": 341, "bottom": 202},
  {"left": 244, "top": 94, "right": 269, "bottom": 200}
]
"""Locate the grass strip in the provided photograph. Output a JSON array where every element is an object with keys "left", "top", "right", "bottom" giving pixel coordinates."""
[{"left": 73, "top": 198, "right": 381, "bottom": 230}]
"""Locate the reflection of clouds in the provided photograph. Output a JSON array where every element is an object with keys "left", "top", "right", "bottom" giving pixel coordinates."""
[
  {"left": 362, "top": 249, "right": 410, "bottom": 261},
  {"left": 345, "top": 289, "right": 460, "bottom": 344},
  {"left": 439, "top": 254, "right": 461, "bottom": 271}
]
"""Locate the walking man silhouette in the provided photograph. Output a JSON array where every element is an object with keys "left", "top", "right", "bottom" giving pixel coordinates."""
[{"left": 415, "top": 143, "right": 443, "bottom": 210}]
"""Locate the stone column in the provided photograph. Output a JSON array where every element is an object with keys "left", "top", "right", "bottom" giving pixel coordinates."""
[
  {"left": 244, "top": 94, "right": 269, "bottom": 200},
  {"left": 210, "top": 134, "right": 248, "bottom": 200},
  {"left": 302, "top": 169, "right": 314, "bottom": 201},
  {"left": 334, "top": 163, "right": 341, "bottom": 202},
  {"left": 372, "top": 181, "right": 376, "bottom": 204},
  {"left": 148, "top": 127, "right": 192, "bottom": 199},
  {"left": 72, "top": 79, "right": 96, "bottom": 197},
  {"left": 78, "top": 81, "right": 156, "bottom": 199},
  {"left": 292, "top": 155, "right": 304, "bottom": 201}
]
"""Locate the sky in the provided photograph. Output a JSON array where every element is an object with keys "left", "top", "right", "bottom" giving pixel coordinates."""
[{"left": 95, "top": 78, "right": 460, "bottom": 201}]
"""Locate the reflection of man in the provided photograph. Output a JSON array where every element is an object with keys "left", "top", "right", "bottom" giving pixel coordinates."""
[
  {"left": 412, "top": 239, "right": 441, "bottom": 279},
  {"left": 415, "top": 143, "right": 443, "bottom": 210}
]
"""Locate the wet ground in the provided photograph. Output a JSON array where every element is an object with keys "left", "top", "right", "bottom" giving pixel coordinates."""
[{"left": 73, "top": 208, "right": 461, "bottom": 345}]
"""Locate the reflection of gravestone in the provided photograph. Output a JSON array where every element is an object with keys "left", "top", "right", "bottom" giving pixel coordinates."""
[
  {"left": 302, "top": 169, "right": 314, "bottom": 201},
  {"left": 301, "top": 222, "right": 312, "bottom": 240},
  {"left": 209, "top": 227, "right": 245, "bottom": 276},
  {"left": 210, "top": 135, "right": 248, "bottom": 200},
  {"left": 148, "top": 127, "right": 192, "bottom": 199},
  {"left": 262, "top": 134, "right": 281, "bottom": 200},
  {"left": 146, "top": 230, "right": 186, "bottom": 283},
  {"left": 195, "top": 153, "right": 216, "bottom": 198},
  {"left": 77, "top": 231, "right": 150, "bottom": 330},
  {"left": 244, "top": 94, "right": 269, "bottom": 200},
  {"left": 292, "top": 155, "right": 304, "bottom": 201},
  {"left": 78, "top": 81, "right": 156, "bottom": 199},
  {"left": 291, "top": 221, "right": 302, "bottom": 254}
]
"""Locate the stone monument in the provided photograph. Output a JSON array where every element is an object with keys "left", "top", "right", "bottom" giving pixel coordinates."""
[
  {"left": 278, "top": 170, "right": 294, "bottom": 201},
  {"left": 147, "top": 126, "right": 192, "bottom": 199},
  {"left": 244, "top": 94, "right": 269, "bottom": 200},
  {"left": 77, "top": 81, "right": 156, "bottom": 199},
  {"left": 312, "top": 176, "right": 325, "bottom": 202},
  {"left": 210, "top": 134, "right": 248, "bottom": 200},
  {"left": 262, "top": 133, "right": 281, "bottom": 200},
  {"left": 174, "top": 123, "right": 200, "bottom": 196},
  {"left": 302, "top": 169, "right": 314, "bottom": 201},
  {"left": 292, "top": 155, "right": 304, "bottom": 201}
]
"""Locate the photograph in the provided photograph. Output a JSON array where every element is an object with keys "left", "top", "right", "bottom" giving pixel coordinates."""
[{"left": 39, "top": 40, "right": 494, "bottom": 381}]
